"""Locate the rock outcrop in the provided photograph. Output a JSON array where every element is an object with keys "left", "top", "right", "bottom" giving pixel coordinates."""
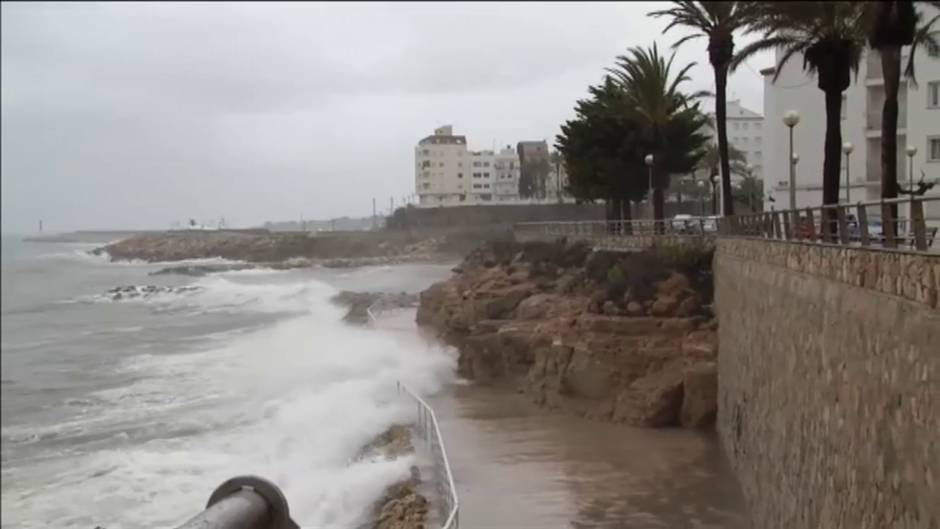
[
  {"left": 417, "top": 238, "right": 719, "bottom": 429},
  {"left": 356, "top": 425, "right": 428, "bottom": 529},
  {"left": 93, "top": 230, "right": 485, "bottom": 265},
  {"left": 104, "top": 285, "right": 201, "bottom": 300},
  {"left": 332, "top": 291, "right": 419, "bottom": 324}
]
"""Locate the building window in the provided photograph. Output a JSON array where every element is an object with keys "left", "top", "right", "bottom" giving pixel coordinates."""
[
  {"left": 422, "top": 183, "right": 430, "bottom": 190},
  {"left": 755, "top": 151, "right": 762, "bottom": 160},
  {"left": 439, "top": 162, "right": 445, "bottom": 167},
  {"left": 756, "top": 137, "right": 762, "bottom": 145},
  {"left": 841, "top": 94, "right": 847, "bottom": 119},
  {"left": 457, "top": 173, "right": 463, "bottom": 178},
  {"left": 483, "top": 162, "right": 490, "bottom": 167},
  {"left": 473, "top": 183, "right": 482, "bottom": 189},
  {"left": 742, "top": 122, "right": 749, "bottom": 130},
  {"left": 484, "top": 184, "right": 490, "bottom": 189},
  {"left": 732, "top": 122, "right": 739, "bottom": 130},
  {"left": 473, "top": 161, "right": 482, "bottom": 167},
  {"left": 928, "top": 137, "right": 940, "bottom": 162},
  {"left": 928, "top": 82, "right": 940, "bottom": 108},
  {"left": 483, "top": 172, "right": 490, "bottom": 178},
  {"left": 755, "top": 122, "right": 761, "bottom": 130},
  {"left": 473, "top": 172, "right": 481, "bottom": 178}
]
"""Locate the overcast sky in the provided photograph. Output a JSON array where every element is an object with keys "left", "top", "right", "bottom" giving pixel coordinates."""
[{"left": 1, "top": 1, "right": 771, "bottom": 233}]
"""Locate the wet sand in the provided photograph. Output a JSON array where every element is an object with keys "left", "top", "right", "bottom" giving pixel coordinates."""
[{"left": 378, "top": 309, "right": 749, "bottom": 529}]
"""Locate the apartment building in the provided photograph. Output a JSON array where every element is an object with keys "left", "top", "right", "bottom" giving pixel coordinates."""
[
  {"left": 493, "top": 145, "right": 521, "bottom": 202},
  {"left": 762, "top": 7, "right": 939, "bottom": 219},
  {"left": 415, "top": 127, "right": 572, "bottom": 207},
  {"left": 415, "top": 125, "right": 471, "bottom": 207},
  {"left": 719, "top": 100, "right": 765, "bottom": 184}
]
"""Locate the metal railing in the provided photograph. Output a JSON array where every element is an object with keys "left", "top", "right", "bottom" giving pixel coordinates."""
[
  {"left": 515, "top": 217, "right": 720, "bottom": 238},
  {"left": 397, "top": 382, "right": 460, "bottom": 529},
  {"left": 718, "top": 196, "right": 939, "bottom": 252},
  {"left": 512, "top": 196, "right": 939, "bottom": 253},
  {"left": 368, "top": 302, "right": 459, "bottom": 529}
]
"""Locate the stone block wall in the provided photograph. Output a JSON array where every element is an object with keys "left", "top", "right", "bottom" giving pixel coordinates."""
[{"left": 714, "top": 238, "right": 939, "bottom": 528}]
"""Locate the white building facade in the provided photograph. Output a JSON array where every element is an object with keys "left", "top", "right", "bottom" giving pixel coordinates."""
[
  {"left": 709, "top": 100, "right": 765, "bottom": 184},
  {"left": 415, "top": 126, "right": 571, "bottom": 207},
  {"left": 762, "top": 9, "right": 940, "bottom": 219}
]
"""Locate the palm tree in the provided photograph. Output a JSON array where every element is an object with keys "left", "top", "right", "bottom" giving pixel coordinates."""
[
  {"left": 867, "top": 1, "right": 940, "bottom": 226},
  {"left": 734, "top": 173, "right": 764, "bottom": 212},
  {"left": 649, "top": 1, "right": 756, "bottom": 217},
  {"left": 733, "top": 2, "right": 867, "bottom": 235},
  {"left": 697, "top": 140, "right": 749, "bottom": 214},
  {"left": 607, "top": 43, "right": 710, "bottom": 222}
]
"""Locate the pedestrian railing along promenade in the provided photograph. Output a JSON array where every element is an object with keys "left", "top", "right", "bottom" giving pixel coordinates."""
[
  {"left": 515, "top": 196, "right": 940, "bottom": 254},
  {"left": 367, "top": 301, "right": 460, "bottom": 529}
]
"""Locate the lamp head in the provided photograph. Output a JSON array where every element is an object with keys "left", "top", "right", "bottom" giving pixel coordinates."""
[
  {"left": 842, "top": 142, "right": 854, "bottom": 154},
  {"left": 644, "top": 154, "right": 654, "bottom": 166},
  {"left": 791, "top": 153, "right": 800, "bottom": 164},
  {"left": 905, "top": 145, "right": 917, "bottom": 157},
  {"left": 782, "top": 110, "right": 800, "bottom": 127}
]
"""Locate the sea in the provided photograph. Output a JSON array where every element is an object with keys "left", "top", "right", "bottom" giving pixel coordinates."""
[{"left": 0, "top": 235, "right": 457, "bottom": 528}]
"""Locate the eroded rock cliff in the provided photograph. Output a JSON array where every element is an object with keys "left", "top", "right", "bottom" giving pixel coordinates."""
[{"left": 417, "top": 238, "right": 718, "bottom": 429}]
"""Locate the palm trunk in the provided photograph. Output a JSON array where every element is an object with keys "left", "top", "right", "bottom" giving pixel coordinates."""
[
  {"left": 823, "top": 88, "right": 844, "bottom": 237},
  {"left": 653, "top": 167, "right": 665, "bottom": 230},
  {"left": 880, "top": 46, "right": 901, "bottom": 234},
  {"left": 714, "top": 64, "right": 734, "bottom": 216},
  {"left": 710, "top": 171, "right": 719, "bottom": 215}
]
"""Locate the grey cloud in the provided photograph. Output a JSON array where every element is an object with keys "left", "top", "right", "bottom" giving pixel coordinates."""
[{"left": 1, "top": 2, "right": 767, "bottom": 233}]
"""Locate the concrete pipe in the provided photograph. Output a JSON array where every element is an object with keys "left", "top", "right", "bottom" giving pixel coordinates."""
[{"left": 174, "top": 476, "right": 300, "bottom": 529}]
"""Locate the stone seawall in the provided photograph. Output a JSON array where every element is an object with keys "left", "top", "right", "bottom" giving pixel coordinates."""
[{"left": 714, "top": 238, "right": 940, "bottom": 529}]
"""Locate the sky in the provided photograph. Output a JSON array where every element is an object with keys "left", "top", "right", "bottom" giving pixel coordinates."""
[{"left": 1, "top": 1, "right": 771, "bottom": 233}]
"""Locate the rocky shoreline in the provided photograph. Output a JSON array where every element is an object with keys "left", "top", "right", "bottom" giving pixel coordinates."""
[
  {"left": 92, "top": 230, "right": 487, "bottom": 269},
  {"left": 416, "top": 238, "right": 718, "bottom": 429},
  {"left": 356, "top": 425, "right": 429, "bottom": 529}
]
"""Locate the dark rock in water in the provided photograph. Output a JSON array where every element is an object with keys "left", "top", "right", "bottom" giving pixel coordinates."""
[
  {"left": 331, "top": 290, "right": 419, "bottom": 324},
  {"left": 149, "top": 263, "right": 257, "bottom": 276},
  {"left": 105, "top": 285, "right": 201, "bottom": 301}
]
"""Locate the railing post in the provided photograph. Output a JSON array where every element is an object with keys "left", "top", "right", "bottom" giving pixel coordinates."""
[
  {"left": 772, "top": 211, "right": 782, "bottom": 240},
  {"left": 857, "top": 203, "right": 871, "bottom": 246},
  {"left": 910, "top": 198, "right": 927, "bottom": 251},
  {"left": 836, "top": 206, "right": 849, "bottom": 245},
  {"left": 782, "top": 210, "right": 792, "bottom": 240}
]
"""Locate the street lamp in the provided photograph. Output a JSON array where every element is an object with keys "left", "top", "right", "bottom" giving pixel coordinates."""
[
  {"left": 905, "top": 145, "right": 917, "bottom": 230},
  {"left": 644, "top": 153, "right": 654, "bottom": 219},
  {"left": 782, "top": 110, "right": 800, "bottom": 209},
  {"left": 905, "top": 145, "right": 917, "bottom": 191},
  {"left": 842, "top": 142, "right": 854, "bottom": 203}
]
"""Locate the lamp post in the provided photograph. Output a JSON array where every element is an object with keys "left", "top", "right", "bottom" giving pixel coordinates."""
[
  {"left": 905, "top": 144, "right": 917, "bottom": 229},
  {"left": 745, "top": 163, "right": 755, "bottom": 211},
  {"left": 782, "top": 110, "right": 800, "bottom": 209},
  {"left": 644, "top": 153, "right": 654, "bottom": 219},
  {"left": 842, "top": 141, "right": 854, "bottom": 203},
  {"left": 697, "top": 179, "right": 706, "bottom": 216}
]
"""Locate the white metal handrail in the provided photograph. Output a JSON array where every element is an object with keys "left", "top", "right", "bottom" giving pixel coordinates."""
[{"left": 396, "top": 381, "right": 459, "bottom": 529}]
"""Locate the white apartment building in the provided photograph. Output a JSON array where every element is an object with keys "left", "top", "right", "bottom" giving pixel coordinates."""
[
  {"left": 706, "top": 100, "right": 765, "bottom": 185},
  {"left": 493, "top": 145, "right": 521, "bottom": 202},
  {"left": 762, "top": 8, "right": 940, "bottom": 220},
  {"left": 415, "top": 126, "right": 571, "bottom": 207},
  {"left": 723, "top": 100, "right": 765, "bottom": 184}
]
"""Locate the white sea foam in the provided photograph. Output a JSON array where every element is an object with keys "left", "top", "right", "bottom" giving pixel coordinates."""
[{"left": 1, "top": 276, "right": 456, "bottom": 528}]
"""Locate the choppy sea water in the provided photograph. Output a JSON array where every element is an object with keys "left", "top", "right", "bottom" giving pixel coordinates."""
[{"left": 0, "top": 236, "right": 456, "bottom": 528}]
